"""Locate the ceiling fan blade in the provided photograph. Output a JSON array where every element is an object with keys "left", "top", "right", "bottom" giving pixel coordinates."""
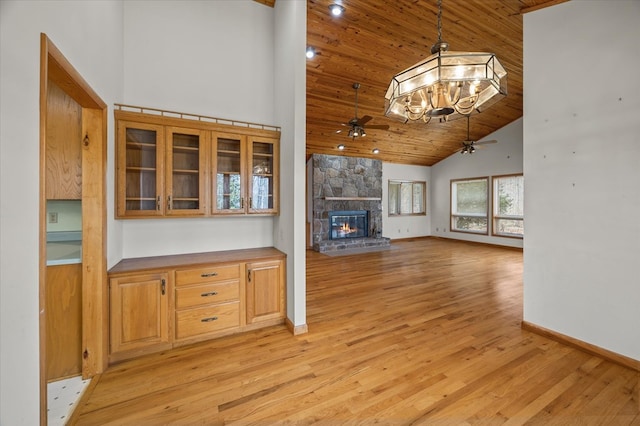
[
  {"left": 365, "top": 124, "right": 390, "bottom": 130},
  {"left": 356, "top": 115, "right": 373, "bottom": 125},
  {"left": 475, "top": 139, "right": 498, "bottom": 145}
]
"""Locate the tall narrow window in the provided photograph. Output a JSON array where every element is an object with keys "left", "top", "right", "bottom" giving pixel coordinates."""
[
  {"left": 451, "top": 177, "right": 489, "bottom": 234},
  {"left": 388, "top": 180, "right": 426, "bottom": 216},
  {"left": 493, "top": 174, "right": 524, "bottom": 238}
]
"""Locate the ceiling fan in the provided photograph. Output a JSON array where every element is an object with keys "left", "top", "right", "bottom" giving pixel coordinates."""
[
  {"left": 336, "top": 83, "right": 389, "bottom": 139},
  {"left": 460, "top": 115, "right": 497, "bottom": 154}
]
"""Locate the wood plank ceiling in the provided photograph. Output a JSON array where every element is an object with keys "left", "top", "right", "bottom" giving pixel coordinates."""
[{"left": 259, "top": 0, "right": 567, "bottom": 166}]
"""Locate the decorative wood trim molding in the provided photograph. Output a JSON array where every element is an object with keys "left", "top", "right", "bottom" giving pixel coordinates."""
[
  {"left": 324, "top": 197, "right": 381, "bottom": 201},
  {"left": 521, "top": 321, "right": 639, "bottom": 372},
  {"left": 286, "top": 317, "right": 308, "bottom": 336}
]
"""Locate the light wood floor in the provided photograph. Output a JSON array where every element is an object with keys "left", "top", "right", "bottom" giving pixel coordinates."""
[{"left": 71, "top": 238, "right": 639, "bottom": 425}]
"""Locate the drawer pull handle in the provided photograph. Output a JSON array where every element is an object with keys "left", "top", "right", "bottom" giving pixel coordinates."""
[
  {"left": 201, "top": 291, "right": 218, "bottom": 297},
  {"left": 201, "top": 272, "right": 218, "bottom": 278},
  {"left": 201, "top": 316, "right": 218, "bottom": 322}
]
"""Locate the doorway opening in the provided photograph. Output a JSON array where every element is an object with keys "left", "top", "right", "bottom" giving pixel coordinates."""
[{"left": 39, "top": 33, "right": 107, "bottom": 424}]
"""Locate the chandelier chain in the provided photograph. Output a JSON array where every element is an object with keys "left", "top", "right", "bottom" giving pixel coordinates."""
[{"left": 437, "top": 0, "right": 442, "bottom": 42}]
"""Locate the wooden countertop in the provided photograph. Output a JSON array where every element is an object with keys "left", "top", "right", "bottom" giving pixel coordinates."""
[{"left": 108, "top": 247, "right": 286, "bottom": 276}]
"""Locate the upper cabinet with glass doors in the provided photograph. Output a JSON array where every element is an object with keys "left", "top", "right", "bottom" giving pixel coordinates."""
[
  {"left": 165, "top": 127, "right": 207, "bottom": 216},
  {"left": 117, "top": 120, "right": 165, "bottom": 217},
  {"left": 115, "top": 107, "right": 279, "bottom": 219},
  {"left": 211, "top": 133, "right": 279, "bottom": 215},
  {"left": 248, "top": 136, "right": 278, "bottom": 215},
  {"left": 212, "top": 133, "right": 244, "bottom": 214}
]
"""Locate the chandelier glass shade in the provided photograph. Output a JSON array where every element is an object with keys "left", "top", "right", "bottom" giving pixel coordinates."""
[{"left": 384, "top": 1, "right": 507, "bottom": 123}]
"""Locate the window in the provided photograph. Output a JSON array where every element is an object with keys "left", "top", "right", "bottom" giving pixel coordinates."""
[
  {"left": 493, "top": 174, "right": 524, "bottom": 238},
  {"left": 451, "top": 177, "right": 489, "bottom": 234},
  {"left": 388, "top": 180, "right": 426, "bottom": 216}
]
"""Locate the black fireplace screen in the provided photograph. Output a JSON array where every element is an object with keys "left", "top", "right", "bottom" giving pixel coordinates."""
[{"left": 328, "top": 210, "right": 368, "bottom": 240}]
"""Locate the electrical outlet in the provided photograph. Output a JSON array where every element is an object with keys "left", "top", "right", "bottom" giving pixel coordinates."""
[{"left": 48, "top": 212, "right": 58, "bottom": 223}]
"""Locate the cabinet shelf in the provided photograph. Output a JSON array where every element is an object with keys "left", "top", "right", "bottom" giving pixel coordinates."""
[
  {"left": 126, "top": 142, "right": 157, "bottom": 150},
  {"left": 173, "top": 146, "right": 199, "bottom": 153},
  {"left": 252, "top": 173, "right": 273, "bottom": 177},
  {"left": 126, "top": 197, "right": 156, "bottom": 201},
  {"left": 252, "top": 153, "right": 273, "bottom": 158},
  {"left": 173, "top": 197, "right": 199, "bottom": 201},
  {"left": 218, "top": 150, "right": 240, "bottom": 155},
  {"left": 126, "top": 166, "right": 157, "bottom": 172},
  {"left": 173, "top": 169, "right": 199, "bottom": 174}
]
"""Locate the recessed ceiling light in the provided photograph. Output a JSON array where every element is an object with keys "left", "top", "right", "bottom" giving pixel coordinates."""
[
  {"left": 372, "top": 148, "right": 380, "bottom": 154},
  {"left": 305, "top": 46, "right": 316, "bottom": 59},
  {"left": 328, "top": 3, "right": 345, "bottom": 17},
  {"left": 337, "top": 144, "right": 345, "bottom": 150}
]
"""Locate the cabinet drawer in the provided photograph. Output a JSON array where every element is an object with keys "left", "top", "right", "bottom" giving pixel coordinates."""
[
  {"left": 175, "top": 264, "right": 240, "bottom": 286},
  {"left": 175, "top": 281, "right": 239, "bottom": 309},
  {"left": 175, "top": 302, "right": 240, "bottom": 340}
]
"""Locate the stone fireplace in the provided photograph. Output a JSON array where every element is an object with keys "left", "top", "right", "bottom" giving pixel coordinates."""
[{"left": 311, "top": 154, "right": 390, "bottom": 253}]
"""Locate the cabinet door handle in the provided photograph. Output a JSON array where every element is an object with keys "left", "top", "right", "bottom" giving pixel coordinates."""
[
  {"left": 167, "top": 195, "right": 172, "bottom": 210},
  {"left": 201, "top": 316, "right": 218, "bottom": 322},
  {"left": 249, "top": 197, "right": 253, "bottom": 209},
  {"left": 201, "top": 272, "right": 218, "bottom": 278},
  {"left": 201, "top": 291, "right": 218, "bottom": 297},
  {"left": 157, "top": 196, "right": 161, "bottom": 211},
  {"left": 161, "top": 279, "right": 166, "bottom": 295},
  {"left": 248, "top": 269, "right": 251, "bottom": 283},
  {"left": 241, "top": 197, "right": 244, "bottom": 209}
]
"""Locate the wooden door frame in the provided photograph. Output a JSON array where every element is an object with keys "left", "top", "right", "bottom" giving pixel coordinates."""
[{"left": 39, "top": 33, "right": 108, "bottom": 424}]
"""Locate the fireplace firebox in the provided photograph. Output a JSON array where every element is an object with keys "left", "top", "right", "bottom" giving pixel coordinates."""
[{"left": 328, "top": 210, "right": 368, "bottom": 240}]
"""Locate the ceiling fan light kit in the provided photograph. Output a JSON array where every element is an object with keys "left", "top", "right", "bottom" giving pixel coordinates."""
[
  {"left": 335, "top": 82, "right": 390, "bottom": 153},
  {"left": 384, "top": 0, "right": 507, "bottom": 124},
  {"left": 459, "top": 115, "right": 498, "bottom": 155}
]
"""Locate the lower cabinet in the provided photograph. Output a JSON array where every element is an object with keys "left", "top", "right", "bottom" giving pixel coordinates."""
[
  {"left": 109, "top": 272, "right": 171, "bottom": 361},
  {"left": 108, "top": 248, "right": 285, "bottom": 363},
  {"left": 247, "top": 260, "right": 285, "bottom": 325}
]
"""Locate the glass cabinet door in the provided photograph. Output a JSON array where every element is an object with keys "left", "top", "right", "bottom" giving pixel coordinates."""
[
  {"left": 117, "top": 121, "right": 164, "bottom": 217},
  {"left": 165, "top": 127, "right": 207, "bottom": 216},
  {"left": 248, "top": 137, "right": 278, "bottom": 214},
  {"left": 212, "top": 133, "right": 245, "bottom": 214}
]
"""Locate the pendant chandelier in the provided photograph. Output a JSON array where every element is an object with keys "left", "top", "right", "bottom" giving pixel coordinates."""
[{"left": 384, "top": 0, "right": 507, "bottom": 123}]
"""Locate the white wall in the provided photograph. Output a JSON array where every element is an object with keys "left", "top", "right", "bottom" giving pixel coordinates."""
[
  {"left": 382, "top": 163, "right": 432, "bottom": 239},
  {"left": 0, "top": 1, "right": 124, "bottom": 423},
  {"left": 431, "top": 118, "right": 524, "bottom": 248},
  {"left": 123, "top": 1, "right": 275, "bottom": 125},
  {"left": 273, "top": 1, "right": 307, "bottom": 328},
  {"left": 523, "top": 1, "right": 640, "bottom": 360},
  {"left": 120, "top": 1, "right": 278, "bottom": 259}
]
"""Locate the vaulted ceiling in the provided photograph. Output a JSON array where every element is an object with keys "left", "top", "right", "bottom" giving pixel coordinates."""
[{"left": 257, "top": 0, "right": 567, "bottom": 166}]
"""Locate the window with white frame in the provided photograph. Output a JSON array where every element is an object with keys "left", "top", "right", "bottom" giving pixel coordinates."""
[
  {"left": 451, "top": 177, "right": 489, "bottom": 234},
  {"left": 493, "top": 174, "right": 524, "bottom": 238},
  {"left": 388, "top": 180, "right": 426, "bottom": 216}
]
